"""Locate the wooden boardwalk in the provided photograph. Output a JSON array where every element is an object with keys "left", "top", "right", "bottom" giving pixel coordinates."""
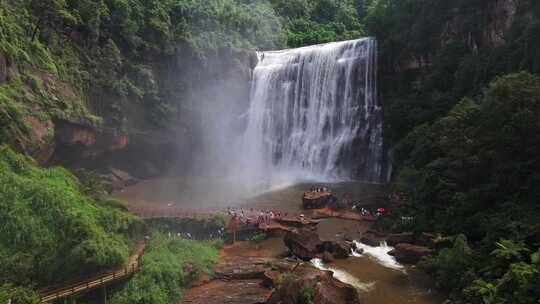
[{"left": 38, "top": 242, "right": 147, "bottom": 303}]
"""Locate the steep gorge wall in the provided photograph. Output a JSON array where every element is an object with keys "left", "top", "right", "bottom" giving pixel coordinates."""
[{"left": 0, "top": 46, "right": 256, "bottom": 178}]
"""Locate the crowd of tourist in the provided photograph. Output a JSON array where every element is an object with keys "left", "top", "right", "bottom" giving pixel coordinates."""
[
  {"left": 226, "top": 207, "right": 285, "bottom": 228},
  {"left": 309, "top": 186, "right": 330, "bottom": 193}
]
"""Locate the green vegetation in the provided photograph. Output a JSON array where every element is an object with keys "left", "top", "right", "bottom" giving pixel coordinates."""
[
  {"left": 109, "top": 233, "right": 222, "bottom": 304},
  {"left": 145, "top": 215, "right": 227, "bottom": 239},
  {"left": 270, "top": 0, "right": 365, "bottom": 47},
  {"left": 392, "top": 72, "right": 540, "bottom": 303},
  {"left": 298, "top": 283, "right": 316, "bottom": 304},
  {"left": 0, "top": 284, "right": 39, "bottom": 304},
  {"left": 0, "top": 0, "right": 368, "bottom": 146},
  {"left": 0, "top": 145, "right": 142, "bottom": 289},
  {"left": 2, "top": 0, "right": 540, "bottom": 303},
  {"left": 365, "top": 1, "right": 540, "bottom": 302},
  {"left": 0, "top": 0, "right": 287, "bottom": 137},
  {"left": 247, "top": 232, "right": 267, "bottom": 242},
  {"left": 365, "top": 0, "right": 540, "bottom": 145}
]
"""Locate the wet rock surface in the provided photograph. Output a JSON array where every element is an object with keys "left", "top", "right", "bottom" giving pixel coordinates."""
[
  {"left": 276, "top": 217, "right": 319, "bottom": 228},
  {"left": 179, "top": 279, "right": 271, "bottom": 304},
  {"left": 284, "top": 228, "right": 354, "bottom": 260},
  {"left": 216, "top": 256, "right": 294, "bottom": 280},
  {"left": 386, "top": 233, "right": 416, "bottom": 246},
  {"left": 266, "top": 264, "right": 362, "bottom": 304},
  {"left": 388, "top": 243, "right": 433, "bottom": 264},
  {"left": 179, "top": 233, "right": 361, "bottom": 304},
  {"left": 284, "top": 228, "right": 322, "bottom": 260},
  {"left": 302, "top": 192, "right": 335, "bottom": 209},
  {"left": 311, "top": 208, "right": 365, "bottom": 221},
  {"left": 179, "top": 240, "right": 280, "bottom": 304},
  {"left": 387, "top": 232, "right": 437, "bottom": 247},
  {"left": 319, "top": 241, "right": 353, "bottom": 259},
  {"left": 96, "top": 167, "right": 139, "bottom": 192}
]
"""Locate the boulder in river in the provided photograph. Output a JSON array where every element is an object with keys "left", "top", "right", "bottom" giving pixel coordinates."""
[
  {"left": 360, "top": 230, "right": 385, "bottom": 247},
  {"left": 388, "top": 243, "right": 433, "bottom": 264},
  {"left": 302, "top": 191, "right": 336, "bottom": 209},
  {"left": 387, "top": 232, "right": 438, "bottom": 247},
  {"left": 284, "top": 229, "right": 353, "bottom": 260},
  {"left": 318, "top": 241, "right": 352, "bottom": 259},
  {"left": 322, "top": 251, "right": 335, "bottom": 263},
  {"left": 267, "top": 264, "right": 362, "bottom": 304},
  {"left": 284, "top": 228, "right": 322, "bottom": 260},
  {"left": 386, "top": 233, "right": 416, "bottom": 246}
]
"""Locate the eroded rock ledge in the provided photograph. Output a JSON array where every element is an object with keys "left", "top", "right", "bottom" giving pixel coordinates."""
[{"left": 179, "top": 219, "right": 361, "bottom": 304}]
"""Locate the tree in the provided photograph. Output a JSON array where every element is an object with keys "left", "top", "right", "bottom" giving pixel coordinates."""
[{"left": 29, "top": 0, "right": 78, "bottom": 41}]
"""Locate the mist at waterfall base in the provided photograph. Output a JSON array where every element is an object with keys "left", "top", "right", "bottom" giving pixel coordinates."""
[
  {"left": 188, "top": 38, "right": 382, "bottom": 198},
  {"left": 134, "top": 38, "right": 383, "bottom": 208}
]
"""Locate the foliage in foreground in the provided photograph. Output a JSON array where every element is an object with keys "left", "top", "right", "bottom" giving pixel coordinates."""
[
  {"left": 109, "top": 233, "right": 222, "bottom": 304},
  {"left": 145, "top": 215, "right": 227, "bottom": 239},
  {"left": 0, "top": 284, "right": 40, "bottom": 304},
  {"left": 0, "top": 145, "right": 143, "bottom": 287},
  {"left": 395, "top": 73, "right": 540, "bottom": 303}
]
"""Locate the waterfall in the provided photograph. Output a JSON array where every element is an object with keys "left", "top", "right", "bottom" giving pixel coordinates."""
[{"left": 239, "top": 38, "right": 383, "bottom": 190}]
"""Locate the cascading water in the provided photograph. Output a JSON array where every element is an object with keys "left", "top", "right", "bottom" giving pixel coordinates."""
[{"left": 240, "top": 38, "right": 383, "bottom": 191}]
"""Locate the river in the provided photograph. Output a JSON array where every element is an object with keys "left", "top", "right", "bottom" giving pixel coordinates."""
[{"left": 115, "top": 179, "right": 443, "bottom": 304}]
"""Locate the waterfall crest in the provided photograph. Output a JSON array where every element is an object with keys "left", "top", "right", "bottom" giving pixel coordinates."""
[{"left": 240, "top": 38, "right": 383, "bottom": 190}]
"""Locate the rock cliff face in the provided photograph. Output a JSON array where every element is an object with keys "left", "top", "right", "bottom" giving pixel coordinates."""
[
  {"left": 1, "top": 45, "right": 256, "bottom": 177},
  {"left": 402, "top": 0, "right": 517, "bottom": 71},
  {"left": 78, "top": 47, "right": 255, "bottom": 176},
  {"left": 442, "top": 0, "right": 517, "bottom": 49},
  {"left": 484, "top": 0, "right": 517, "bottom": 47}
]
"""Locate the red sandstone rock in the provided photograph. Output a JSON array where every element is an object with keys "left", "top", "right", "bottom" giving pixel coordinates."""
[
  {"left": 322, "top": 251, "right": 335, "bottom": 263},
  {"left": 388, "top": 243, "right": 433, "bottom": 264},
  {"left": 360, "top": 231, "right": 384, "bottom": 247},
  {"left": 179, "top": 279, "right": 271, "bottom": 304},
  {"left": 386, "top": 233, "right": 416, "bottom": 246},
  {"left": 386, "top": 232, "right": 437, "bottom": 247},
  {"left": 302, "top": 192, "right": 335, "bottom": 209},
  {"left": 284, "top": 228, "right": 322, "bottom": 260},
  {"left": 267, "top": 264, "right": 361, "bottom": 304},
  {"left": 284, "top": 229, "right": 353, "bottom": 261}
]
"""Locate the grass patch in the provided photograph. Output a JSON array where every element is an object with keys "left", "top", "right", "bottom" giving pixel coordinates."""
[
  {"left": 109, "top": 233, "right": 223, "bottom": 304},
  {"left": 0, "top": 145, "right": 143, "bottom": 286}
]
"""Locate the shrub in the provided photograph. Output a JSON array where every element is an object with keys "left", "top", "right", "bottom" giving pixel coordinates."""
[
  {"left": 298, "top": 283, "right": 316, "bottom": 304},
  {"left": 109, "top": 233, "right": 222, "bottom": 304},
  {"left": 0, "top": 284, "right": 39, "bottom": 304},
  {"left": 0, "top": 145, "right": 142, "bottom": 285},
  {"left": 423, "top": 235, "right": 476, "bottom": 292}
]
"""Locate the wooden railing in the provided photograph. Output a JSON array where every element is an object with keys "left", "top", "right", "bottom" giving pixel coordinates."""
[{"left": 39, "top": 243, "right": 146, "bottom": 303}]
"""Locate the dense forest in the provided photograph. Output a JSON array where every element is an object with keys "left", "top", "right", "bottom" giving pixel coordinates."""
[{"left": 1, "top": 0, "right": 540, "bottom": 303}]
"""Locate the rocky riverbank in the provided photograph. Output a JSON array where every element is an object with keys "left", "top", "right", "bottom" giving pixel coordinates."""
[
  {"left": 179, "top": 216, "right": 362, "bottom": 304},
  {"left": 116, "top": 180, "right": 443, "bottom": 304}
]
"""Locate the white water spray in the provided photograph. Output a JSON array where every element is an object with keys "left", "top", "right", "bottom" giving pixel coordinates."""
[
  {"left": 353, "top": 241, "right": 404, "bottom": 271},
  {"left": 311, "top": 258, "right": 375, "bottom": 292},
  {"left": 239, "top": 38, "right": 383, "bottom": 191}
]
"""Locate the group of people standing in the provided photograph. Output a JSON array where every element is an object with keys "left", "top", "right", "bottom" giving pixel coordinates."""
[
  {"left": 227, "top": 207, "right": 283, "bottom": 227},
  {"left": 310, "top": 186, "right": 330, "bottom": 193}
]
